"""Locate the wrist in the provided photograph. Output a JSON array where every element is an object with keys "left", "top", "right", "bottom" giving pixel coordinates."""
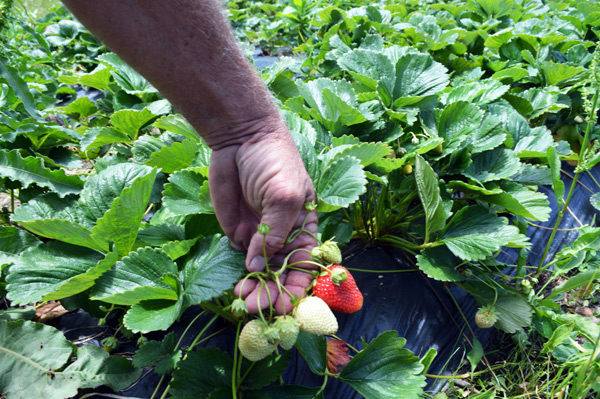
[{"left": 203, "top": 113, "right": 290, "bottom": 150}]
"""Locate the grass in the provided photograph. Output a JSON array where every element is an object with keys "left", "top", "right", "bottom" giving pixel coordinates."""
[{"left": 14, "top": 0, "right": 59, "bottom": 17}]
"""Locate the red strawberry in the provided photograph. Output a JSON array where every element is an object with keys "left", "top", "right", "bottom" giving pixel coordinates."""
[{"left": 312, "top": 265, "right": 363, "bottom": 314}]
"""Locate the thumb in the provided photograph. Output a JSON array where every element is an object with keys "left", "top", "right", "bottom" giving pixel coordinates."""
[{"left": 245, "top": 204, "right": 301, "bottom": 272}]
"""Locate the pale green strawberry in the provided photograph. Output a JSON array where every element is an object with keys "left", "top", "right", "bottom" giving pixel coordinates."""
[
  {"left": 238, "top": 319, "right": 277, "bottom": 361},
  {"left": 273, "top": 316, "right": 300, "bottom": 350}
]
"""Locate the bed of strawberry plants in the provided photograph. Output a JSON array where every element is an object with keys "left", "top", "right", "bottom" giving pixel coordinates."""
[{"left": 1, "top": 0, "right": 600, "bottom": 398}]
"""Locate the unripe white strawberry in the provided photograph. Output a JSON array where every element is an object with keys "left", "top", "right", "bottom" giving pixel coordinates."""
[
  {"left": 295, "top": 296, "right": 338, "bottom": 336},
  {"left": 475, "top": 306, "right": 498, "bottom": 329},
  {"left": 273, "top": 316, "right": 300, "bottom": 350},
  {"left": 238, "top": 319, "right": 277, "bottom": 361}
]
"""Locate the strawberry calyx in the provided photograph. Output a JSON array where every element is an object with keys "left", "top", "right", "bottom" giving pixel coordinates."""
[{"left": 330, "top": 267, "right": 348, "bottom": 285}]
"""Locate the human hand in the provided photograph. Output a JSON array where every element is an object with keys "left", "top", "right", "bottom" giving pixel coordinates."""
[{"left": 209, "top": 128, "right": 318, "bottom": 314}]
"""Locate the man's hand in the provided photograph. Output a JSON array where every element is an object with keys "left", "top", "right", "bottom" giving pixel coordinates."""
[{"left": 210, "top": 127, "right": 318, "bottom": 314}]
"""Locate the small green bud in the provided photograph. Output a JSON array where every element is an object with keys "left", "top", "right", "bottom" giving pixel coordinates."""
[
  {"left": 258, "top": 223, "right": 270, "bottom": 235},
  {"left": 97, "top": 318, "right": 106, "bottom": 326},
  {"left": 305, "top": 201, "right": 317, "bottom": 211},
  {"left": 137, "top": 336, "right": 148, "bottom": 347},
  {"left": 231, "top": 298, "right": 248, "bottom": 318},
  {"left": 102, "top": 336, "right": 119, "bottom": 353}
]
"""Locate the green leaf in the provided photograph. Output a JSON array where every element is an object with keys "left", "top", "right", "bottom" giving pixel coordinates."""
[
  {"left": 6, "top": 242, "right": 108, "bottom": 305},
  {"left": 153, "top": 114, "right": 201, "bottom": 143},
  {"left": 0, "top": 320, "right": 138, "bottom": 398},
  {"left": 435, "top": 102, "right": 484, "bottom": 156},
  {"left": 80, "top": 127, "right": 132, "bottom": 151},
  {"left": 321, "top": 142, "right": 391, "bottom": 168},
  {"left": 0, "top": 56, "right": 43, "bottom": 121},
  {"left": 316, "top": 156, "right": 367, "bottom": 212},
  {"left": 169, "top": 347, "right": 232, "bottom": 398},
  {"left": 484, "top": 28, "right": 513, "bottom": 48},
  {"left": 247, "top": 385, "right": 322, "bottom": 399},
  {"left": 441, "top": 206, "right": 528, "bottom": 261},
  {"left": 133, "top": 332, "right": 182, "bottom": 375},
  {"left": 416, "top": 246, "right": 464, "bottom": 282},
  {"left": 109, "top": 108, "right": 157, "bottom": 138},
  {"left": 550, "top": 269, "right": 600, "bottom": 298},
  {"left": 99, "top": 52, "right": 158, "bottom": 95},
  {"left": 463, "top": 282, "right": 532, "bottom": 333},
  {"left": 132, "top": 332, "right": 178, "bottom": 368},
  {"left": 339, "top": 331, "right": 426, "bottom": 399},
  {"left": 338, "top": 49, "right": 395, "bottom": 92},
  {"left": 0, "top": 226, "right": 41, "bottom": 267},
  {"left": 182, "top": 235, "right": 246, "bottom": 306},
  {"left": 414, "top": 154, "right": 447, "bottom": 242},
  {"left": 161, "top": 238, "right": 199, "bottom": 261},
  {"left": 59, "top": 97, "right": 97, "bottom": 120},
  {"left": 162, "top": 169, "right": 213, "bottom": 216},
  {"left": 90, "top": 167, "right": 158, "bottom": 255},
  {"left": 543, "top": 324, "right": 573, "bottom": 354},
  {"left": 291, "top": 132, "right": 319, "bottom": 182},
  {"left": 124, "top": 297, "right": 185, "bottom": 333},
  {"left": 471, "top": 114, "right": 505, "bottom": 153},
  {"left": 91, "top": 247, "right": 178, "bottom": 305},
  {"left": 59, "top": 64, "right": 113, "bottom": 91},
  {"left": 467, "top": 338, "right": 484, "bottom": 373},
  {"left": 539, "top": 61, "right": 586, "bottom": 87},
  {"left": 296, "top": 78, "right": 367, "bottom": 134},
  {"left": 590, "top": 193, "right": 600, "bottom": 212},
  {"left": 463, "top": 148, "right": 520, "bottom": 183},
  {"left": 484, "top": 182, "right": 550, "bottom": 221},
  {"left": 11, "top": 194, "right": 101, "bottom": 250},
  {"left": 446, "top": 80, "right": 508, "bottom": 106},
  {"left": 79, "top": 163, "right": 155, "bottom": 222},
  {"left": 557, "top": 227, "right": 600, "bottom": 259},
  {"left": 145, "top": 139, "right": 198, "bottom": 174},
  {"left": 492, "top": 67, "right": 529, "bottom": 83},
  {"left": 294, "top": 331, "right": 327, "bottom": 375},
  {"left": 0, "top": 307, "right": 36, "bottom": 321},
  {"left": 243, "top": 352, "right": 292, "bottom": 389},
  {"left": 547, "top": 146, "right": 565, "bottom": 204},
  {"left": 0, "top": 320, "right": 76, "bottom": 398},
  {"left": 393, "top": 53, "right": 449, "bottom": 100},
  {"left": 138, "top": 224, "right": 186, "bottom": 245},
  {"left": 515, "top": 87, "right": 569, "bottom": 119},
  {"left": 0, "top": 149, "right": 84, "bottom": 197},
  {"left": 132, "top": 135, "right": 168, "bottom": 163}
]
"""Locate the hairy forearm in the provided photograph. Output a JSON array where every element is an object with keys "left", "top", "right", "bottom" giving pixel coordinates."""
[{"left": 61, "top": 0, "right": 284, "bottom": 149}]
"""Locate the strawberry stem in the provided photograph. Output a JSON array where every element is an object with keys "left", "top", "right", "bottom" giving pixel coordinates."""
[{"left": 232, "top": 320, "right": 242, "bottom": 399}]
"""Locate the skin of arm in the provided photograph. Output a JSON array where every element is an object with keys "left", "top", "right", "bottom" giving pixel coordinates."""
[{"left": 61, "top": 0, "right": 318, "bottom": 313}]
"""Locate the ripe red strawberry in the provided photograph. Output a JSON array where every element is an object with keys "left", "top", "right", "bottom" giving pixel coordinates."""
[{"left": 312, "top": 265, "right": 363, "bottom": 314}]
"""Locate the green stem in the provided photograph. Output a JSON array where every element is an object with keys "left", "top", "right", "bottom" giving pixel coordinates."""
[
  {"left": 313, "top": 374, "right": 329, "bottom": 397},
  {"left": 238, "top": 362, "right": 256, "bottom": 389},
  {"left": 174, "top": 310, "right": 206, "bottom": 349},
  {"left": 536, "top": 89, "right": 599, "bottom": 274},
  {"left": 187, "top": 314, "right": 219, "bottom": 352},
  {"left": 149, "top": 375, "right": 166, "bottom": 399},
  {"left": 232, "top": 321, "right": 242, "bottom": 399}
]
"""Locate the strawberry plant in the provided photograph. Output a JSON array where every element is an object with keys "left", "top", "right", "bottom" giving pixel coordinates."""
[{"left": 1, "top": 0, "right": 600, "bottom": 398}]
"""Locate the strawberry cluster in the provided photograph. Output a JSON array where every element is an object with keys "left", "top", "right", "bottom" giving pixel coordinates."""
[{"left": 234, "top": 227, "right": 363, "bottom": 364}]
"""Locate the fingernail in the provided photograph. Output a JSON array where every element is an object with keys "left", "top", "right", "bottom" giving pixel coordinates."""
[{"left": 248, "top": 256, "right": 265, "bottom": 272}]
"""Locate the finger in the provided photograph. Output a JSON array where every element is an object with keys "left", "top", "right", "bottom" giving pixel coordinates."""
[
  {"left": 234, "top": 278, "right": 257, "bottom": 297},
  {"left": 244, "top": 280, "right": 280, "bottom": 313},
  {"left": 245, "top": 200, "right": 304, "bottom": 272}
]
